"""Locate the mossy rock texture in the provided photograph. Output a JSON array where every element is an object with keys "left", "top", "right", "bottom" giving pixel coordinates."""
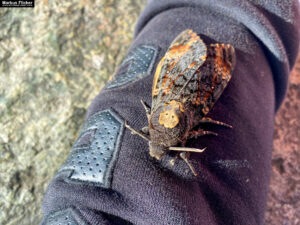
[{"left": 0, "top": 1, "right": 146, "bottom": 224}]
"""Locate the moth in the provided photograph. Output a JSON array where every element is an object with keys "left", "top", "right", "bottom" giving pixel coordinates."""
[{"left": 125, "top": 29, "right": 236, "bottom": 176}]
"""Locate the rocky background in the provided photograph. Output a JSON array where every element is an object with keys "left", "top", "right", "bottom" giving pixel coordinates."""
[
  {"left": 265, "top": 55, "right": 300, "bottom": 224},
  {"left": 0, "top": 1, "right": 146, "bottom": 224},
  {"left": 0, "top": 1, "right": 299, "bottom": 225}
]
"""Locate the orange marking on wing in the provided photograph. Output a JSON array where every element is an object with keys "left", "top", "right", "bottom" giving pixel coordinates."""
[
  {"left": 152, "top": 56, "right": 165, "bottom": 96},
  {"left": 164, "top": 35, "right": 199, "bottom": 73},
  {"left": 164, "top": 61, "right": 198, "bottom": 93},
  {"left": 221, "top": 63, "right": 230, "bottom": 79},
  {"left": 160, "top": 34, "right": 200, "bottom": 92},
  {"left": 166, "top": 33, "right": 199, "bottom": 59},
  {"left": 192, "top": 98, "right": 201, "bottom": 105},
  {"left": 159, "top": 61, "right": 177, "bottom": 95},
  {"left": 168, "top": 44, "right": 187, "bottom": 56},
  {"left": 201, "top": 55, "right": 207, "bottom": 61},
  {"left": 217, "top": 45, "right": 223, "bottom": 73},
  {"left": 192, "top": 69, "right": 201, "bottom": 105},
  {"left": 152, "top": 31, "right": 202, "bottom": 98},
  {"left": 221, "top": 46, "right": 231, "bottom": 79},
  {"left": 161, "top": 61, "right": 199, "bottom": 97},
  {"left": 211, "top": 44, "right": 221, "bottom": 91}
]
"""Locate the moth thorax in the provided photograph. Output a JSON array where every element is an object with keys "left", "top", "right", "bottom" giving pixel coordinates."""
[{"left": 158, "top": 100, "right": 184, "bottom": 129}]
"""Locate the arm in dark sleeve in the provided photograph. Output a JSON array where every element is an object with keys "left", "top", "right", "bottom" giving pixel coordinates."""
[{"left": 41, "top": 1, "right": 300, "bottom": 224}]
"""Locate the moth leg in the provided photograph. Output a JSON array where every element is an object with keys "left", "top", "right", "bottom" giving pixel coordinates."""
[
  {"left": 141, "top": 126, "right": 149, "bottom": 135},
  {"left": 140, "top": 99, "right": 151, "bottom": 118},
  {"left": 124, "top": 121, "right": 150, "bottom": 141},
  {"left": 188, "top": 128, "right": 218, "bottom": 139},
  {"left": 199, "top": 117, "right": 232, "bottom": 128},
  {"left": 169, "top": 146, "right": 206, "bottom": 153},
  {"left": 179, "top": 152, "right": 198, "bottom": 176}
]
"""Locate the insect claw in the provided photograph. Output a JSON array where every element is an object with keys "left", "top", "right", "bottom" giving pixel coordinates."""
[
  {"left": 169, "top": 158, "right": 176, "bottom": 166},
  {"left": 188, "top": 129, "right": 218, "bottom": 138},
  {"left": 222, "top": 123, "right": 232, "bottom": 129},
  {"left": 204, "top": 131, "right": 218, "bottom": 136},
  {"left": 201, "top": 147, "right": 207, "bottom": 152},
  {"left": 141, "top": 126, "right": 149, "bottom": 135}
]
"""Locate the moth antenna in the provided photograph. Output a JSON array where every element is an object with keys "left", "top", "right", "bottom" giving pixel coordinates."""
[
  {"left": 140, "top": 99, "right": 151, "bottom": 115},
  {"left": 169, "top": 146, "right": 206, "bottom": 153},
  {"left": 124, "top": 121, "right": 150, "bottom": 142}
]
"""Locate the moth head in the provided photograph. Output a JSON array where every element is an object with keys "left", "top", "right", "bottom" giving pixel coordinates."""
[
  {"left": 148, "top": 141, "right": 167, "bottom": 160},
  {"left": 158, "top": 100, "right": 184, "bottom": 129}
]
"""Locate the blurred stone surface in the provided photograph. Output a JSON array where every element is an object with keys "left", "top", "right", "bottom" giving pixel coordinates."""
[
  {"left": 0, "top": 1, "right": 146, "bottom": 224},
  {"left": 0, "top": 1, "right": 299, "bottom": 225},
  {"left": 265, "top": 54, "right": 300, "bottom": 225}
]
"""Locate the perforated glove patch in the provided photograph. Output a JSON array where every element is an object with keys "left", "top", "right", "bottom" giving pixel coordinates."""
[
  {"left": 42, "top": 208, "right": 87, "bottom": 225},
  {"left": 105, "top": 45, "right": 158, "bottom": 89},
  {"left": 58, "top": 109, "right": 124, "bottom": 188}
]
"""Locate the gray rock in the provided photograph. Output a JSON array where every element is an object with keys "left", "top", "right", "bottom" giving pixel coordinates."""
[{"left": 0, "top": 1, "right": 146, "bottom": 224}]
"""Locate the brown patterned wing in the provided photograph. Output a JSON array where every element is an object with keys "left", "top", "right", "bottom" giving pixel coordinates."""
[
  {"left": 182, "top": 43, "right": 236, "bottom": 117},
  {"left": 151, "top": 29, "right": 207, "bottom": 110}
]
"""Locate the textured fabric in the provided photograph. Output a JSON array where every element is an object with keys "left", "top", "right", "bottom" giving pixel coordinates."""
[{"left": 42, "top": 1, "right": 300, "bottom": 225}]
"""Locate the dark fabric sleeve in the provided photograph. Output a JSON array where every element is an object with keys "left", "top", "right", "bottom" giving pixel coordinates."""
[{"left": 41, "top": 1, "right": 300, "bottom": 225}]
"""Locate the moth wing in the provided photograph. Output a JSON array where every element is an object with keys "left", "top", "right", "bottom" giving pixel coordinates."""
[
  {"left": 183, "top": 43, "right": 236, "bottom": 116},
  {"left": 151, "top": 29, "right": 207, "bottom": 109}
]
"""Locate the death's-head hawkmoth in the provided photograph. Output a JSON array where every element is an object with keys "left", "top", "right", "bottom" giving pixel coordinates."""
[{"left": 125, "top": 29, "right": 236, "bottom": 176}]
